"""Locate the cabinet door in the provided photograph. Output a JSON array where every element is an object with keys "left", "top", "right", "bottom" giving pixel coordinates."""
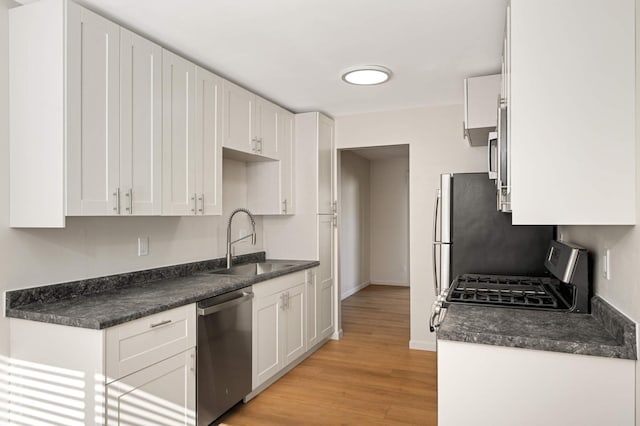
[
  {"left": 194, "top": 67, "right": 223, "bottom": 216},
  {"left": 284, "top": 283, "right": 306, "bottom": 365},
  {"left": 306, "top": 269, "right": 319, "bottom": 348},
  {"left": 278, "top": 110, "right": 295, "bottom": 214},
  {"left": 317, "top": 114, "right": 334, "bottom": 214},
  {"left": 162, "top": 50, "right": 197, "bottom": 215},
  {"left": 66, "top": 4, "right": 120, "bottom": 215},
  {"left": 510, "top": 0, "right": 635, "bottom": 225},
  {"left": 253, "top": 292, "right": 284, "bottom": 388},
  {"left": 119, "top": 29, "right": 162, "bottom": 216},
  {"left": 106, "top": 348, "right": 196, "bottom": 426},
  {"left": 318, "top": 215, "right": 335, "bottom": 338},
  {"left": 255, "top": 97, "right": 279, "bottom": 158},
  {"left": 223, "top": 80, "right": 255, "bottom": 153}
]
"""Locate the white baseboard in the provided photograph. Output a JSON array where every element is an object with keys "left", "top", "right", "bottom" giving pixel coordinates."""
[
  {"left": 409, "top": 339, "right": 437, "bottom": 352},
  {"left": 330, "top": 328, "right": 343, "bottom": 340},
  {"left": 369, "top": 280, "right": 409, "bottom": 287},
  {"left": 341, "top": 281, "right": 370, "bottom": 300}
]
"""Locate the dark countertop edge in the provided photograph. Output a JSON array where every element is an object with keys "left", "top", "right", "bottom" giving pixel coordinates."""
[
  {"left": 437, "top": 329, "right": 636, "bottom": 360},
  {"left": 6, "top": 259, "right": 319, "bottom": 330},
  {"left": 5, "top": 251, "right": 267, "bottom": 309},
  {"left": 437, "top": 295, "right": 637, "bottom": 360}
]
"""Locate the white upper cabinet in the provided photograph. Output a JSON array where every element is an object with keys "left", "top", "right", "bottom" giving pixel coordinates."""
[
  {"left": 66, "top": 4, "right": 120, "bottom": 216},
  {"left": 255, "top": 97, "right": 280, "bottom": 158},
  {"left": 162, "top": 55, "right": 223, "bottom": 216},
  {"left": 9, "top": 0, "right": 162, "bottom": 225},
  {"left": 195, "top": 67, "right": 224, "bottom": 216},
  {"left": 223, "top": 80, "right": 256, "bottom": 154},
  {"left": 278, "top": 109, "right": 295, "bottom": 214},
  {"left": 162, "top": 50, "right": 197, "bottom": 216},
  {"left": 246, "top": 107, "right": 296, "bottom": 215},
  {"left": 463, "top": 74, "right": 501, "bottom": 146},
  {"left": 119, "top": 29, "right": 163, "bottom": 216},
  {"left": 317, "top": 114, "right": 335, "bottom": 214},
  {"left": 509, "top": 0, "right": 635, "bottom": 225},
  {"left": 223, "top": 80, "right": 283, "bottom": 159}
]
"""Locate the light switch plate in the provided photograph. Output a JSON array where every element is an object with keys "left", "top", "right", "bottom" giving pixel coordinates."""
[{"left": 138, "top": 237, "right": 149, "bottom": 256}]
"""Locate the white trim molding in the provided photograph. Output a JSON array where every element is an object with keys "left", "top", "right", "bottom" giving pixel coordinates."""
[
  {"left": 341, "top": 281, "right": 370, "bottom": 300},
  {"left": 409, "top": 339, "right": 437, "bottom": 352}
]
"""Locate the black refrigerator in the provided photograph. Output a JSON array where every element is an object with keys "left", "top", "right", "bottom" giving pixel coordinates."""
[{"left": 433, "top": 173, "right": 555, "bottom": 294}]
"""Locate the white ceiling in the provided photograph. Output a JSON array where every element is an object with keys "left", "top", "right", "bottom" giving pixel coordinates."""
[{"left": 70, "top": 0, "right": 506, "bottom": 117}]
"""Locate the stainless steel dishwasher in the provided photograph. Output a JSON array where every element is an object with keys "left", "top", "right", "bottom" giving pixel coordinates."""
[{"left": 197, "top": 289, "right": 253, "bottom": 426}]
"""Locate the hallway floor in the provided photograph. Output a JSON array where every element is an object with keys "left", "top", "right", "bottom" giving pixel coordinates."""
[{"left": 218, "top": 285, "right": 438, "bottom": 425}]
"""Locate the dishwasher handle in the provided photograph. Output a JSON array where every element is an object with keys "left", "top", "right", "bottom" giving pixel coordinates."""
[{"left": 197, "top": 291, "right": 254, "bottom": 316}]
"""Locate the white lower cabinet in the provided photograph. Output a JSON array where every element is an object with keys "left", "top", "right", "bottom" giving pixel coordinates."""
[
  {"left": 252, "top": 271, "right": 306, "bottom": 389},
  {"left": 8, "top": 304, "right": 197, "bottom": 426},
  {"left": 438, "top": 340, "right": 635, "bottom": 426},
  {"left": 306, "top": 267, "right": 334, "bottom": 349},
  {"left": 106, "top": 348, "right": 196, "bottom": 426}
]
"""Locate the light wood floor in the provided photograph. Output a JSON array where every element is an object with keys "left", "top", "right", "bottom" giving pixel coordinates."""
[{"left": 218, "top": 285, "right": 438, "bottom": 425}]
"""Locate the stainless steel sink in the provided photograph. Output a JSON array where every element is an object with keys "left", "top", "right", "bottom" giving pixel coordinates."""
[{"left": 205, "top": 262, "right": 296, "bottom": 276}]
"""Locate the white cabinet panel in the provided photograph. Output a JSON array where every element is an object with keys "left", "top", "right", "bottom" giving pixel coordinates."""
[
  {"left": 284, "top": 283, "right": 306, "bottom": 364},
  {"left": 119, "top": 29, "right": 162, "bottom": 215},
  {"left": 509, "top": 0, "right": 635, "bottom": 225},
  {"left": 252, "top": 272, "right": 307, "bottom": 389},
  {"left": 106, "top": 348, "right": 196, "bottom": 426},
  {"left": 162, "top": 50, "right": 196, "bottom": 216},
  {"left": 256, "top": 97, "right": 280, "bottom": 158},
  {"left": 306, "top": 269, "right": 319, "bottom": 348},
  {"left": 317, "top": 114, "right": 334, "bottom": 214},
  {"left": 223, "top": 80, "right": 255, "bottom": 153},
  {"left": 318, "top": 216, "right": 335, "bottom": 338},
  {"left": 438, "top": 340, "right": 635, "bottom": 426},
  {"left": 279, "top": 110, "right": 295, "bottom": 214},
  {"left": 195, "top": 67, "right": 223, "bottom": 216},
  {"left": 254, "top": 291, "right": 283, "bottom": 387},
  {"left": 66, "top": 3, "right": 120, "bottom": 216}
]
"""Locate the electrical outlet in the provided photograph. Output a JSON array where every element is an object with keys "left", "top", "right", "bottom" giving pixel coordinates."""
[
  {"left": 602, "top": 249, "right": 611, "bottom": 280},
  {"left": 138, "top": 237, "right": 149, "bottom": 256}
]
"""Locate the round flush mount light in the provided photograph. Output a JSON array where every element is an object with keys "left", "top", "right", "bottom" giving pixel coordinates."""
[{"left": 341, "top": 65, "right": 392, "bottom": 86}]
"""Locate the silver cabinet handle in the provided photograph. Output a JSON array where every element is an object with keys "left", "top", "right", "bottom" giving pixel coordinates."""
[
  {"left": 198, "top": 194, "right": 204, "bottom": 214},
  {"left": 125, "top": 188, "right": 133, "bottom": 214},
  {"left": 257, "top": 138, "right": 263, "bottom": 153},
  {"left": 280, "top": 293, "right": 286, "bottom": 310},
  {"left": 191, "top": 193, "right": 197, "bottom": 214},
  {"left": 282, "top": 199, "right": 287, "bottom": 214},
  {"left": 285, "top": 292, "right": 289, "bottom": 310},
  {"left": 150, "top": 319, "right": 172, "bottom": 328},
  {"left": 251, "top": 137, "right": 258, "bottom": 152},
  {"left": 113, "top": 188, "right": 120, "bottom": 214}
]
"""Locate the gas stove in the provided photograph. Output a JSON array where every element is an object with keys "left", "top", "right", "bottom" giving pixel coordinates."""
[
  {"left": 446, "top": 274, "right": 570, "bottom": 310},
  {"left": 429, "top": 241, "right": 590, "bottom": 332}
]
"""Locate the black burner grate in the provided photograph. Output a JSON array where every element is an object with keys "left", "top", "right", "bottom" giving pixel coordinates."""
[{"left": 447, "top": 274, "right": 562, "bottom": 309}]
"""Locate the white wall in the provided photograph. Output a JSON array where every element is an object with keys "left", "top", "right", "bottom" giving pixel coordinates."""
[
  {"left": 369, "top": 156, "right": 409, "bottom": 286},
  {"left": 560, "top": 4, "right": 640, "bottom": 421},
  {"left": 335, "top": 105, "right": 486, "bottom": 350},
  {"left": 339, "top": 151, "right": 370, "bottom": 299}
]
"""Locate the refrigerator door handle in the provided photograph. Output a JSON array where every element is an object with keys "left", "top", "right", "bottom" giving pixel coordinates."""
[{"left": 432, "top": 189, "right": 451, "bottom": 296}]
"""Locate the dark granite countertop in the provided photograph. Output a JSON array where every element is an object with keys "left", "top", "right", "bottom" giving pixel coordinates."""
[
  {"left": 5, "top": 252, "right": 318, "bottom": 330},
  {"left": 437, "top": 296, "right": 636, "bottom": 360}
]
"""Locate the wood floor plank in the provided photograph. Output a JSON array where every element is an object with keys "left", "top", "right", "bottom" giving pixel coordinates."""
[{"left": 218, "top": 285, "right": 437, "bottom": 425}]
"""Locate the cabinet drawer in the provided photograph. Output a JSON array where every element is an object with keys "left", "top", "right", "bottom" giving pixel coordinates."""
[{"left": 106, "top": 304, "right": 196, "bottom": 382}]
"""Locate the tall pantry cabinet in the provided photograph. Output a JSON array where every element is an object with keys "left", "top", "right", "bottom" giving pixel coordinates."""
[{"left": 263, "top": 112, "right": 338, "bottom": 345}]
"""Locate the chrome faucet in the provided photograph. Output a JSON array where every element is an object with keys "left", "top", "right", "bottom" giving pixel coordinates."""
[{"left": 226, "top": 208, "right": 257, "bottom": 268}]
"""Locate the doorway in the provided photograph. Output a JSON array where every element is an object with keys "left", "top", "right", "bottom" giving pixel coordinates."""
[{"left": 337, "top": 145, "right": 410, "bottom": 331}]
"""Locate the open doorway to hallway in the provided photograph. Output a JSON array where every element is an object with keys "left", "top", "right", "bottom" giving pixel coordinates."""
[{"left": 337, "top": 144, "right": 410, "bottom": 338}]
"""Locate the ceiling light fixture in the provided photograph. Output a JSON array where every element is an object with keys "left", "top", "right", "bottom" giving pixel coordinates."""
[{"left": 341, "top": 65, "right": 392, "bottom": 86}]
